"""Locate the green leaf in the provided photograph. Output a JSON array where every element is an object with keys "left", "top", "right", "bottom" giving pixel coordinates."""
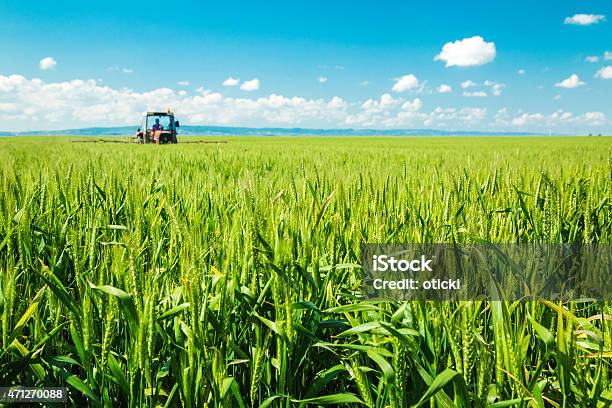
[
  {"left": 158, "top": 302, "right": 190, "bottom": 320},
  {"left": 532, "top": 379, "right": 545, "bottom": 408},
  {"left": 337, "top": 321, "right": 381, "bottom": 337},
  {"left": 413, "top": 368, "right": 459, "bottom": 408},
  {"left": 32, "top": 320, "right": 71, "bottom": 351},
  {"left": 324, "top": 304, "right": 381, "bottom": 314},
  {"left": 292, "top": 301, "right": 320, "bottom": 311},
  {"left": 254, "top": 312, "right": 287, "bottom": 342},
  {"left": 48, "top": 355, "right": 80, "bottom": 366},
  {"left": 229, "top": 377, "right": 247, "bottom": 408},
  {"left": 180, "top": 321, "right": 200, "bottom": 348},
  {"left": 107, "top": 353, "right": 129, "bottom": 396},
  {"left": 260, "top": 395, "right": 284, "bottom": 408},
  {"left": 220, "top": 377, "right": 234, "bottom": 400},
  {"left": 70, "top": 322, "right": 88, "bottom": 368},
  {"left": 292, "top": 393, "right": 364, "bottom": 405},
  {"left": 60, "top": 369, "right": 101, "bottom": 406},
  {"left": 556, "top": 303, "right": 571, "bottom": 400},
  {"left": 89, "top": 282, "right": 138, "bottom": 326},
  {"left": 9, "top": 339, "right": 46, "bottom": 381},
  {"left": 162, "top": 383, "right": 179, "bottom": 408},
  {"left": 527, "top": 312, "right": 554, "bottom": 351},
  {"left": 367, "top": 350, "right": 395, "bottom": 384},
  {"left": 314, "top": 342, "right": 394, "bottom": 357},
  {"left": 37, "top": 261, "right": 80, "bottom": 321},
  {"left": 11, "top": 286, "right": 45, "bottom": 340},
  {"left": 302, "top": 364, "right": 346, "bottom": 401},
  {"left": 487, "top": 398, "right": 527, "bottom": 407}
]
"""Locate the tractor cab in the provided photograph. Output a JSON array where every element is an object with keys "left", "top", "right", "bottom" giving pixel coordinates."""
[{"left": 136, "top": 110, "right": 179, "bottom": 144}]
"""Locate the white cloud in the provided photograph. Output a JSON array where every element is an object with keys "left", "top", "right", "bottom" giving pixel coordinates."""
[
  {"left": 39, "top": 57, "right": 57, "bottom": 70},
  {"left": 497, "top": 107, "right": 609, "bottom": 130},
  {"left": 362, "top": 93, "right": 398, "bottom": 110},
  {"left": 463, "top": 91, "right": 487, "bottom": 97},
  {"left": 580, "top": 111, "right": 606, "bottom": 125},
  {"left": 434, "top": 36, "right": 496, "bottom": 67},
  {"left": 461, "top": 80, "right": 476, "bottom": 89},
  {"left": 549, "top": 110, "right": 573, "bottom": 122},
  {"left": 595, "top": 66, "right": 612, "bottom": 79},
  {"left": 108, "top": 65, "right": 133, "bottom": 74},
  {"left": 517, "top": 69, "right": 526, "bottom": 75},
  {"left": 1, "top": 73, "right": 607, "bottom": 132},
  {"left": 585, "top": 56, "right": 600, "bottom": 63},
  {"left": 0, "top": 74, "right": 354, "bottom": 130},
  {"left": 345, "top": 93, "right": 398, "bottom": 126},
  {"left": 460, "top": 79, "right": 503, "bottom": 97},
  {"left": 345, "top": 94, "right": 487, "bottom": 129},
  {"left": 327, "top": 96, "right": 346, "bottom": 109},
  {"left": 494, "top": 108, "right": 509, "bottom": 124},
  {"left": 507, "top": 109, "right": 607, "bottom": 128},
  {"left": 554, "top": 94, "right": 561, "bottom": 100},
  {"left": 345, "top": 94, "right": 427, "bottom": 127},
  {"left": 423, "top": 107, "right": 487, "bottom": 127},
  {"left": 385, "top": 98, "right": 425, "bottom": 126},
  {"left": 318, "top": 76, "right": 328, "bottom": 83},
  {"left": 564, "top": 14, "right": 606, "bottom": 26},
  {"left": 555, "top": 74, "right": 585, "bottom": 88},
  {"left": 512, "top": 113, "right": 543, "bottom": 126},
  {"left": 549, "top": 110, "right": 606, "bottom": 126},
  {"left": 437, "top": 84, "right": 452, "bottom": 93},
  {"left": 178, "top": 81, "right": 190, "bottom": 86},
  {"left": 240, "top": 78, "right": 260, "bottom": 91},
  {"left": 492, "top": 84, "right": 504, "bottom": 96},
  {"left": 391, "top": 74, "right": 420, "bottom": 92},
  {"left": 483, "top": 81, "right": 505, "bottom": 96},
  {"left": 605, "top": 51, "right": 612, "bottom": 60},
  {"left": 402, "top": 98, "right": 423, "bottom": 111},
  {"left": 359, "top": 80, "right": 369, "bottom": 86},
  {"left": 222, "top": 77, "right": 240, "bottom": 86}
]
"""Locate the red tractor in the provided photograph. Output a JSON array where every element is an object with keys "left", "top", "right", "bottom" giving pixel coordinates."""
[{"left": 136, "top": 110, "right": 179, "bottom": 144}]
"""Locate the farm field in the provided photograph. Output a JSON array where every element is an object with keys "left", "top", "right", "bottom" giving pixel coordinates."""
[{"left": 0, "top": 136, "right": 611, "bottom": 407}]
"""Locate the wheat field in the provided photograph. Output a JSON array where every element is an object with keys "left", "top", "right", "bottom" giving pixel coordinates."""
[{"left": 0, "top": 136, "right": 610, "bottom": 407}]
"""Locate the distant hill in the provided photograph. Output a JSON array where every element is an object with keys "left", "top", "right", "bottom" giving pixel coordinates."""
[{"left": 2, "top": 125, "right": 547, "bottom": 137}]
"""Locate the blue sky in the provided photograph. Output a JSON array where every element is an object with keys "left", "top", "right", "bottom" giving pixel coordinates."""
[{"left": 1, "top": 0, "right": 611, "bottom": 133}]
